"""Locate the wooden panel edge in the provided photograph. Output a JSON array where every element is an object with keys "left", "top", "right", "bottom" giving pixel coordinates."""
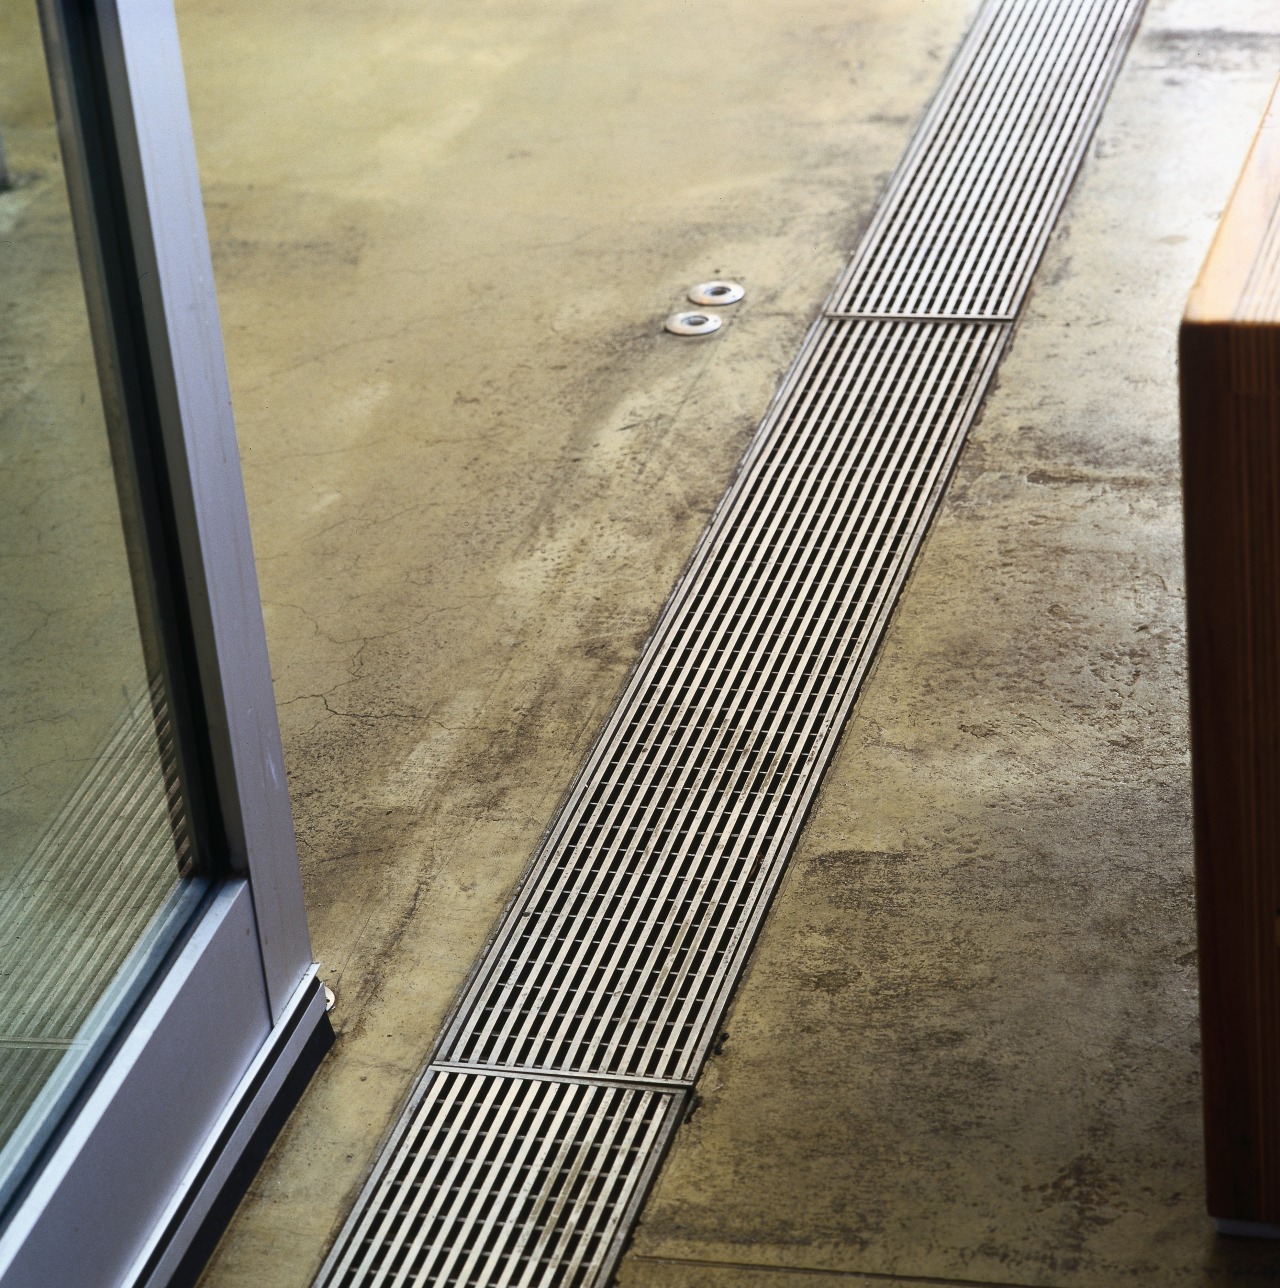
[{"left": 1185, "top": 75, "right": 1280, "bottom": 326}]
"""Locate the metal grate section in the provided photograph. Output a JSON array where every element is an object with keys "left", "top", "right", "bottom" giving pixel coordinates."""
[
  {"left": 441, "top": 320, "right": 1005, "bottom": 1081},
  {"left": 830, "top": 0, "right": 1143, "bottom": 320},
  {"left": 321, "top": 1070, "right": 679, "bottom": 1288}
]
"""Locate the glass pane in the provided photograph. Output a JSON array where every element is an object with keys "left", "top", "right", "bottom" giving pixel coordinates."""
[{"left": 0, "top": 3, "right": 204, "bottom": 1199}]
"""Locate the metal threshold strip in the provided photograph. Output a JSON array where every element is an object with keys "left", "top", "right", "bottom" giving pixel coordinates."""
[{"left": 315, "top": 1, "right": 1145, "bottom": 1283}]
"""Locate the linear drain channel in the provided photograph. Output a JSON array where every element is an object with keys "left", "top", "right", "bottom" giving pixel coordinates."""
[{"left": 315, "top": 1, "right": 1144, "bottom": 1284}]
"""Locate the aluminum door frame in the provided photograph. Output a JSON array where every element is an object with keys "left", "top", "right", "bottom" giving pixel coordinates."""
[{"left": 0, "top": 0, "right": 328, "bottom": 1282}]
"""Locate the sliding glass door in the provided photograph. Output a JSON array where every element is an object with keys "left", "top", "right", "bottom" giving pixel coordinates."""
[
  {"left": 0, "top": 0, "right": 204, "bottom": 1204},
  {"left": 0, "top": 2, "right": 328, "bottom": 1283}
]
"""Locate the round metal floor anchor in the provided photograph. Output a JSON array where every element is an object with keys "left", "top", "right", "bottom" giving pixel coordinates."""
[
  {"left": 688, "top": 280, "right": 745, "bottom": 306},
  {"left": 665, "top": 310, "right": 722, "bottom": 336}
]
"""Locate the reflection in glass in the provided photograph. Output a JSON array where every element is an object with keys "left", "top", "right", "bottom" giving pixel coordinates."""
[{"left": 0, "top": 3, "right": 203, "bottom": 1197}]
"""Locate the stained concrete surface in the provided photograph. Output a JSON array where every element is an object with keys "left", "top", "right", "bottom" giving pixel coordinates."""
[
  {"left": 177, "top": 0, "right": 1280, "bottom": 1285},
  {"left": 178, "top": 1, "right": 980, "bottom": 1282}
]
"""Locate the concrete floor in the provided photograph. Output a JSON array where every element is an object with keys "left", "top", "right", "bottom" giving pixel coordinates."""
[{"left": 174, "top": 1, "right": 1280, "bottom": 1285}]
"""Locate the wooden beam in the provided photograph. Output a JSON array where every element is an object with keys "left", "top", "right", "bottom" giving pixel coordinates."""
[{"left": 1182, "top": 75, "right": 1280, "bottom": 1227}]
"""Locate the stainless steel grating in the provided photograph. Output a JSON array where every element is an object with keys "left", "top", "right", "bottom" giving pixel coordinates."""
[
  {"left": 830, "top": 0, "right": 1143, "bottom": 320},
  {"left": 440, "top": 320, "right": 1006, "bottom": 1081},
  {"left": 323, "top": 1071, "right": 679, "bottom": 1288},
  {"left": 317, "top": 0, "right": 1144, "bottom": 1283}
]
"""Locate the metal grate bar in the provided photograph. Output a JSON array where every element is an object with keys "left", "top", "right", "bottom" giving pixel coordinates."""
[
  {"left": 316, "top": 0, "right": 1143, "bottom": 1283},
  {"left": 831, "top": 0, "right": 1143, "bottom": 319}
]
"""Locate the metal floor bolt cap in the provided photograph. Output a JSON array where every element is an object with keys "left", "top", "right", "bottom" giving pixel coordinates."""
[
  {"left": 689, "top": 281, "right": 744, "bottom": 306},
  {"left": 665, "top": 311, "right": 721, "bottom": 336}
]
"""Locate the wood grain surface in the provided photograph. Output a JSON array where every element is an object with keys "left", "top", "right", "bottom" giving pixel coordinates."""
[{"left": 1182, "top": 75, "right": 1280, "bottom": 1224}]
